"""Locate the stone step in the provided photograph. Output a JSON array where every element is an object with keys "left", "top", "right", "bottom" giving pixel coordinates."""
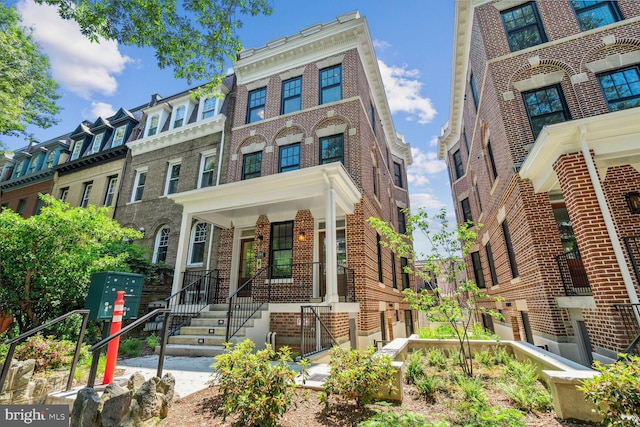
[
  {"left": 190, "top": 317, "right": 255, "bottom": 328},
  {"left": 179, "top": 326, "right": 228, "bottom": 336},
  {"left": 160, "top": 344, "right": 227, "bottom": 357},
  {"left": 168, "top": 334, "right": 239, "bottom": 346}
]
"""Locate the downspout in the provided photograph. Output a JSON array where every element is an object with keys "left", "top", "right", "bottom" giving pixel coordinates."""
[{"left": 579, "top": 125, "right": 639, "bottom": 306}]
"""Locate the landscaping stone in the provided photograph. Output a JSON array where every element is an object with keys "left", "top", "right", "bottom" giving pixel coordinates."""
[
  {"left": 70, "top": 387, "right": 103, "bottom": 427},
  {"left": 101, "top": 383, "right": 132, "bottom": 427}
]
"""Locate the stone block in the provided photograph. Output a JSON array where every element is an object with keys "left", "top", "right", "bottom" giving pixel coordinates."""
[{"left": 70, "top": 387, "right": 103, "bottom": 427}]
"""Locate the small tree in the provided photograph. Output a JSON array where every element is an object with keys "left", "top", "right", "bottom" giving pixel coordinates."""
[
  {"left": 0, "top": 195, "right": 141, "bottom": 333},
  {"left": 369, "top": 207, "right": 502, "bottom": 377}
]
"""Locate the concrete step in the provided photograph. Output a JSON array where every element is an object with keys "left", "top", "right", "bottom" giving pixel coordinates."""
[
  {"left": 179, "top": 326, "right": 228, "bottom": 336},
  {"left": 190, "top": 317, "right": 254, "bottom": 328},
  {"left": 161, "top": 344, "right": 227, "bottom": 357},
  {"left": 168, "top": 334, "right": 240, "bottom": 346}
]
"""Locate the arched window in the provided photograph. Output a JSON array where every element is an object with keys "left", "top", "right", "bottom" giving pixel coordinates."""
[
  {"left": 153, "top": 227, "right": 170, "bottom": 263},
  {"left": 188, "top": 222, "right": 207, "bottom": 265}
]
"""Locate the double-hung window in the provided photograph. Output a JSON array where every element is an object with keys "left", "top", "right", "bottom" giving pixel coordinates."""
[
  {"left": 320, "top": 64, "right": 342, "bottom": 104},
  {"left": 247, "top": 88, "right": 266, "bottom": 123},
  {"left": 598, "top": 66, "right": 640, "bottom": 112},
  {"left": 104, "top": 176, "right": 117, "bottom": 207},
  {"left": 471, "top": 252, "right": 486, "bottom": 289},
  {"left": 132, "top": 170, "right": 147, "bottom": 202},
  {"left": 111, "top": 126, "right": 126, "bottom": 147},
  {"left": 153, "top": 227, "right": 170, "bottom": 263},
  {"left": 281, "top": 77, "right": 302, "bottom": 114},
  {"left": 502, "top": 220, "right": 519, "bottom": 278},
  {"left": 147, "top": 115, "right": 159, "bottom": 136},
  {"left": 523, "top": 85, "right": 570, "bottom": 138},
  {"left": 59, "top": 188, "right": 69, "bottom": 203},
  {"left": 461, "top": 198, "right": 473, "bottom": 224},
  {"left": 398, "top": 207, "right": 407, "bottom": 234},
  {"left": 199, "top": 153, "right": 216, "bottom": 188},
  {"left": 571, "top": 0, "right": 622, "bottom": 31},
  {"left": 279, "top": 143, "right": 300, "bottom": 172},
  {"left": 501, "top": 2, "right": 547, "bottom": 52},
  {"left": 28, "top": 155, "right": 40, "bottom": 174},
  {"left": 188, "top": 222, "right": 207, "bottom": 265},
  {"left": 202, "top": 97, "right": 217, "bottom": 119},
  {"left": 453, "top": 150, "right": 464, "bottom": 180},
  {"left": 470, "top": 73, "right": 479, "bottom": 110},
  {"left": 270, "top": 221, "right": 293, "bottom": 278},
  {"left": 70, "top": 141, "right": 83, "bottom": 160},
  {"left": 46, "top": 151, "right": 55, "bottom": 169},
  {"left": 165, "top": 162, "right": 181, "bottom": 195},
  {"left": 393, "top": 162, "right": 403, "bottom": 188},
  {"left": 320, "top": 134, "right": 344, "bottom": 164},
  {"left": 242, "top": 152, "right": 262, "bottom": 180},
  {"left": 173, "top": 106, "right": 185, "bottom": 128},
  {"left": 81, "top": 182, "right": 93, "bottom": 208},
  {"left": 87, "top": 133, "right": 103, "bottom": 155}
]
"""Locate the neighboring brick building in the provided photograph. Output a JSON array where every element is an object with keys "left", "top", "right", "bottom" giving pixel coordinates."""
[
  {"left": 170, "top": 11, "right": 414, "bottom": 350},
  {"left": 439, "top": 0, "right": 640, "bottom": 365}
]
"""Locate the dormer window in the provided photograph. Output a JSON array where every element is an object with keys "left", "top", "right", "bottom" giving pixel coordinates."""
[
  {"left": 46, "top": 151, "right": 55, "bottom": 168},
  {"left": 70, "top": 141, "right": 83, "bottom": 160},
  {"left": 111, "top": 126, "right": 127, "bottom": 147},
  {"left": 173, "top": 106, "right": 185, "bottom": 128},
  {"left": 202, "top": 97, "right": 217, "bottom": 119},
  {"left": 148, "top": 114, "right": 160, "bottom": 136},
  {"left": 87, "top": 133, "right": 104, "bottom": 156},
  {"left": 14, "top": 160, "right": 24, "bottom": 178},
  {"left": 28, "top": 155, "right": 40, "bottom": 174}
]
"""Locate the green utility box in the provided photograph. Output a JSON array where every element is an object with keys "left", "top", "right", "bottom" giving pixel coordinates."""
[{"left": 85, "top": 271, "right": 144, "bottom": 321}]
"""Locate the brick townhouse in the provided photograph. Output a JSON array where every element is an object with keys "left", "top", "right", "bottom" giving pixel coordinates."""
[
  {"left": 439, "top": 0, "right": 640, "bottom": 365},
  {"left": 1, "top": 11, "right": 414, "bottom": 355}
]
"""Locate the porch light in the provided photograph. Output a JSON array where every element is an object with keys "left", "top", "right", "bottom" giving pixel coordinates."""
[
  {"left": 625, "top": 192, "right": 640, "bottom": 214},
  {"left": 298, "top": 231, "right": 306, "bottom": 242}
]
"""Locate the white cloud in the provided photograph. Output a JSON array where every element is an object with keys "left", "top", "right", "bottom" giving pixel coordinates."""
[
  {"left": 373, "top": 39, "right": 391, "bottom": 50},
  {"left": 17, "top": 0, "right": 130, "bottom": 99},
  {"left": 378, "top": 59, "right": 437, "bottom": 124},
  {"left": 408, "top": 146, "right": 447, "bottom": 186},
  {"left": 84, "top": 102, "right": 116, "bottom": 120},
  {"left": 410, "top": 192, "right": 445, "bottom": 210}
]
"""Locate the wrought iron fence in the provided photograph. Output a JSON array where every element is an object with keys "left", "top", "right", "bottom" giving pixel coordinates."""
[
  {"left": 555, "top": 249, "right": 591, "bottom": 296},
  {"left": 613, "top": 303, "right": 640, "bottom": 356},
  {"left": 623, "top": 236, "right": 640, "bottom": 290},
  {"left": 300, "top": 305, "right": 338, "bottom": 359}
]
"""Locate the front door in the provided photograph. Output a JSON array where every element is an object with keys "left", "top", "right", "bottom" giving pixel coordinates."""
[
  {"left": 319, "top": 230, "right": 346, "bottom": 299},
  {"left": 237, "top": 238, "right": 255, "bottom": 297}
]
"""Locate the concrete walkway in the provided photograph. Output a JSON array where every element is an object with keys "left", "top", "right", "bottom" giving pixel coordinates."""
[{"left": 115, "top": 355, "right": 330, "bottom": 398}]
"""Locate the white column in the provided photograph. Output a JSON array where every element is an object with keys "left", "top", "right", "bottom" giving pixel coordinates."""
[
  {"left": 171, "top": 211, "right": 193, "bottom": 298},
  {"left": 324, "top": 179, "right": 339, "bottom": 303}
]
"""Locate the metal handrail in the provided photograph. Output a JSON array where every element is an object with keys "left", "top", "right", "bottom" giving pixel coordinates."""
[
  {"left": 225, "top": 265, "right": 271, "bottom": 342},
  {"left": 300, "top": 305, "right": 338, "bottom": 359},
  {"left": 86, "top": 308, "right": 171, "bottom": 387},
  {"left": 623, "top": 236, "right": 640, "bottom": 289},
  {"left": 165, "top": 269, "right": 220, "bottom": 336},
  {"left": 0, "top": 309, "right": 89, "bottom": 393},
  {"left": 555, "top": 249, "right": 591, "bottom": 296}
]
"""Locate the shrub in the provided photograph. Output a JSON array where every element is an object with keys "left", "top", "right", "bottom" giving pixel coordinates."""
[
  {"left": 474, "top": 348, "right": 496, "bottom": 366},
  {"left": 358, "top": 408, "right": 450, "bottom": 427},
  {"left": 426, "top": 348, "right": 447, "bottom": 370},
  {"left": 579, "top": 354, "right": 640, "bottom": 427},
  {"left": 13, "top": 334, "right": 79, "bottom": 372},
  {"left": 501, "top": 358, "right": 552, "bottom": 413},
  {"left": 119, "top": 337, "right": 141, "bottom": 357},
  {"left": 212, "top": 339, "right": 306, "bottom": 427},
  {"left": 405, "top": 350, "right": 424, "bottom": 385},
  {"left": 415, "top": 375, "right": 442, "bottom": 403},
  {"left": 320, "top": 346, "right": 396, "bottom": 407},
  {"left": 146, "top": 333, "right": 160, "bottom": 350}
]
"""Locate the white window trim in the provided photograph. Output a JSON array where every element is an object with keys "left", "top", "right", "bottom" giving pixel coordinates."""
[
  {"left": 111, "top": 125, "right": 127, "bottom": 147},
  {"left": 70, "top": 140, "right": 84, "bottom": 160},
  {"left": 187, "top": 222, "right": 207, "bottom": 266},
  {"left": 81, "top": 182, "right": 93, "bottom": 208},
  {"left": 104, "top": 176, "right": 118, "bottom": 206},
  {"left": 197, "top": 148, "right": 217, "bottom": 189},
  {"left": 87, "top": 133, "right": 104, "bottom": 155},
  {"left": 153, "top": 226, "right": 171, "bottom": 263},
  {"left": 163, "top": 159, "right": 182, "bottom": 196},
  {"left": 197, "top": 95, "right": 221, "bottom": 119},
  {"left": 131, "top": 167, "right": 148, "bottom": 203},
  {"left": 143, "top": 104, "right": 171, "bottom": 137}
]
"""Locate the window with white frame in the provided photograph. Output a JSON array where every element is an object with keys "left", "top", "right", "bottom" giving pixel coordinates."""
[
  {"left": 70, "top": 140, "right": 83, "bottom": 160},
  {"left": 13, "top": 160, "right": 24, "bottom": 178},
  {"left": 111, "top": 126, "right": 127, "bottom": 147},
  {"left": 46, "top": 151, "right": 56, "bottom": 168},
  {"left": 87, "top": 133, "right": 103, "bottom": 155},
  {"left": 28, "top": 154, "right": 40, "bottom": 174},
  {"left": 164, "top": 162, "right": 181, "bottom": 195},
  {"left": 147, "top": 114, "right": 160, "bottom": 136},
  {"left": 81, "top": 182, "right": 93, "bottom": 208},
  {"left": 132, "top": 170, "right": 147, "bottom": 202},
  {"left": 153, "top": 226, "right": 170, "bottom": 263},
  {"left": 199, "top": 153, "right": 216, "bottom": 188},
  {"left": 247, "top": 87, "right": 266, "bottom": 123},
  {"left": 59, "top": 187, "right": 69, "bottom": 203},
  {"left": 202, "top": 97, "right": 218, "bottom": 119},
  {"left": 104, "top": 176, "right": 117, "bottom": 206},
  {"left": 320, "top": 64, "right": 342, "bottom": 104},
  {"left": 188, "top": 222, "right": 207, "bottom": 265},
  {"left": 173, "top": 106, "right": 186, "bottom": 128}
]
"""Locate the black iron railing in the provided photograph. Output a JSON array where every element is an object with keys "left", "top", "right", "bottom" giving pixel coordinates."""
[
  {"left": 300, "top": 305, "right": 338, "bottom": 359},
  {"left": 623, "top": 236, "right": 640, "bottom": 290},
  {"left": 87, "top": 308, "right": 171, "bottom": 387},
  {"left": 555, "top": 249, "right": 592, "bottom": 296},
  {"left": 165, "top": 269, "right": 220, "bottom": 336},
  {"left": 225, "top": 262, "right": 356, "bottom": 342},
  {"left": 0, "top": 310, "right": 89, "bottom": 393},
  {"left": 613, "top": 303, "right": 640, "bottom": 356}
]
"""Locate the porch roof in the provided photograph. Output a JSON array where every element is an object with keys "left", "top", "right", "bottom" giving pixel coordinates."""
[
  {"left": 519, "top": 107, "right": 640, "bottom": 193},
  {"left": 168, "top": 163, "right": 362, "bottom": 228}
]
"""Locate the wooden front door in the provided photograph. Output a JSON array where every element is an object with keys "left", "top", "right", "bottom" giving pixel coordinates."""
[{"left": 237, "top": 238, "right": 255, "bottom": 297}]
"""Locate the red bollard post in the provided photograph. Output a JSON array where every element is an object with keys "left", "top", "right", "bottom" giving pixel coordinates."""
[{"left": 103, "top": 290, "right": 125, "bottom": 385}]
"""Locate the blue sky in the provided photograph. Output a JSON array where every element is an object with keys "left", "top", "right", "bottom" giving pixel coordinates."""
[{"left": 9, "top": 0, "right": 456, "bottom": 256}]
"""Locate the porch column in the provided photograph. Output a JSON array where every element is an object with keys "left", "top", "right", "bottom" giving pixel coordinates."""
[
  {"left": 171, "top": 211, "right": 193, "bottom": 298},
  {"left": 324, "top": 172, "right": 339, "bottom": 303}
]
